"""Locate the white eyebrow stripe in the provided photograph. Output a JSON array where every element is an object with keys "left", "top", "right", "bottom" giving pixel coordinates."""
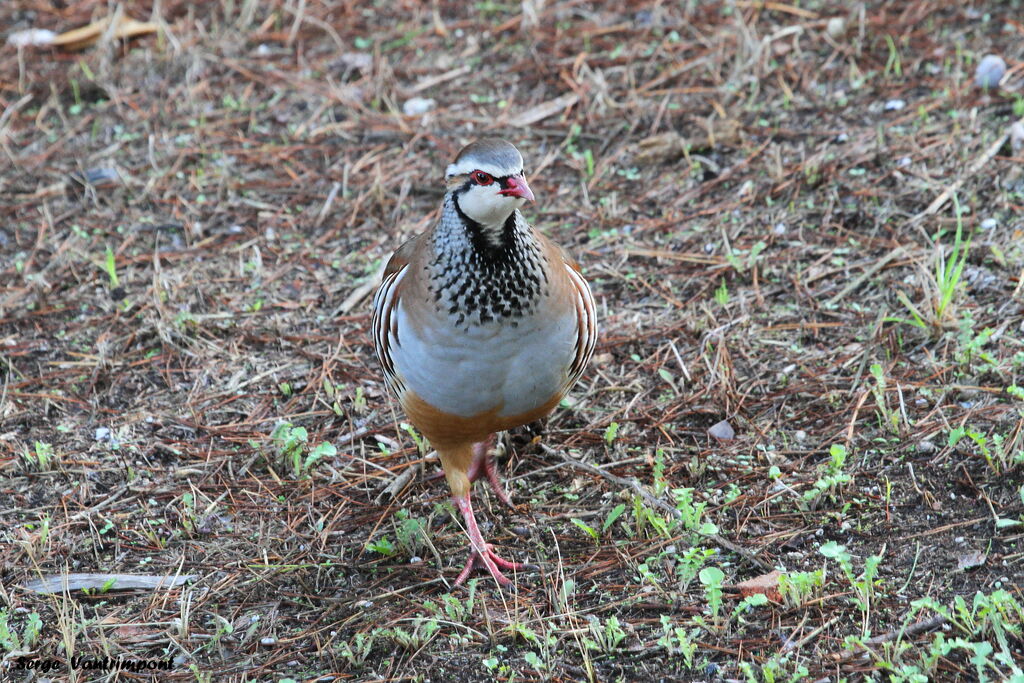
[{"left": 445, "top": 160, "right": 522, "bottom": 178}]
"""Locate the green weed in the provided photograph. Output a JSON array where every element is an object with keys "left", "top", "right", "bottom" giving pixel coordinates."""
[
  {"left": 889, "top": 195, "right": 971, "bottom": 332},
  {"left": 583, "top": 615, "right": 627, "bottom": 654},
  {"left": 337, "top": 631, "right": 377, "bottom": 669},
  {"left": 0, "top": 609, "right": 44, "bottom": 652},
  {"left": 21, "top": 440, "right": 56, "bottom": 471},
  {"left": 270, "top": 422, "right": 335, "bottom": 477},
  {"left": 698, "top": 566, "right": 725, "bottom": 624},
  {"left": 802, "top": 444, "right": 853, "bottom": 507},
  {"left": 778, "top": 569, "right": 825, "bottom": 609},
  {"left": 948, "top": 425, "right": 1024, "bottom": 475},
  {"left": 819, "top": 541, "right": 883, "bottom": 636},
  {"left": 657, "top": 615, "right": 698, "bottom": 667}
]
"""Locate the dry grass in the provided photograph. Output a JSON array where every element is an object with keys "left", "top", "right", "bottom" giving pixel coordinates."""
[{"left": 2, "top": 1, "right": 1024, "bottom": 680}]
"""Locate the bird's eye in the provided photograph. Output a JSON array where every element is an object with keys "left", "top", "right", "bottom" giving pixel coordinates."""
[{"left": 472, "top": 170, "right": 493, "bottom": 185}]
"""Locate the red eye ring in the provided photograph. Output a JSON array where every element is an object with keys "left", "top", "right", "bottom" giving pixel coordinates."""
[{"left": 472, "top": 170, "right": 494, "bottom": 185}]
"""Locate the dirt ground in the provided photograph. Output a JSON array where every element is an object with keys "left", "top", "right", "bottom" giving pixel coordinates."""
[{"left": 2, "top": 1, "right": 1024, "bottom": 681}]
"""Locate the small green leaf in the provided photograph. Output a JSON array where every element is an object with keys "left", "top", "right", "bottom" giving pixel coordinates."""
[
  {"left": 304, "top": 441, "right": 336, "bottom": 469},
  {"left": 698, "top": 567, "right": 724, "bottom": 585},
  {"left": 818, "top": 541, "right": 846, "bottom": 559},
  {"left": 571, "top": 518, "right": 598, "bottom": 540},
  {"left": 604, "top": 422, "right": 619, "bottom": 445},
  {"left": 603, "top": 503, "right": 626, "bottom": 532},
  {"left": 104, "top": 245, "right": 119, "bottom": 287}
]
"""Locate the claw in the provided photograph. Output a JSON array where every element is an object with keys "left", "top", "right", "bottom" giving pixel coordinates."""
[
  {"left": 454, "top": 544, "right": 527, "bottom": 587},
  {"left": 452, "top": 493, "right": 528, "bottom": 589}
]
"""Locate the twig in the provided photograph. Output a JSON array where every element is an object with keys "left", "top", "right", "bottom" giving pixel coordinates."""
[
  {"left": 335, "top": 258, "right": 388, "bottom": 315},
  {"left": 782, "top": 616, "right": 838, "bottom": 653},
  {"left": 844, "top": 390, "right": 869, "bottom": 451},
  {"left": 832, "top": 614, "right": 948, "bottom": 662},
  {"left": 907, "top": 116, "right": 1024, "bottom": 225},
  {"left": 376, "top": 463, "right": 420, "bottom": 503},
  {"left": 68, "top": 485, "right": 130, "bottom": 521},
  {"left": 541, "top": 445, "right": 769, "bottom": 570},
  {"left": 825, "top": 246, "right": 905, "bottom": 306},
  {"left": 313, "top": 181, "right": 341, "bottom": 228},
  {"left": 21, "top": 572, "right": 198, "bottom": 594}
]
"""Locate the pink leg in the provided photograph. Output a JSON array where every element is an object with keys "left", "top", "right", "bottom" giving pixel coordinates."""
[
  {"left": 428, "top": 438, "right": 515, "bottom": 509},
  {"left": 472, "top": 441, "right": 515, "bottom": 509},
  {"left": 452, "top": 494, "right": 527, "bottom": 588}
]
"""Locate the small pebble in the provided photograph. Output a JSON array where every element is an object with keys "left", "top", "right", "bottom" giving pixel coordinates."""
[
  {"left": 1011, "top": 122, "right": 1024, "bottom": 154},
  {"left": 260, "top": 637, "right": 277, "bottom": 646},
  {"left": 794, "top": 430, "right": 807, "bottom": 442},
  {"left": 835, "top": 132, "right": 849, "bottom": 143},
  {"left": 917, "top": 441, "right": 936, "bottom": 453},
  {"left": 634, "top": 10, "right": 654, "bottom": 27},
  {"left": 409, "top": 556, "right": 422, "bottom": 564},
  {"left": 826, "top": 17, "right": 846, "bottom": 39},
  {"left": 773, "top": 222, "right": 787, "bottom": 236},
  {"left": 402, "top": 97, "right": 436, "bottom": 116},
  {"left": 898, "top": 156, "right": 912, "bottom": 167},
  {"left": 884, "top": 99, "right": 906, "bottom": 111},
  {"left": 975, "top": 55, "right": 1006, "bottom": 89},
  {"left": 708, "top": 419, "right": 735, "bottom": 441},
  {"left": 980, "top": 218, "right": 997, "bottom": 230},
  {"left": 255, "top": 43, "right": 271, "bottom": 56},
  {"left": 955, "top": 536, "right": 965, "bottom": 543},
  {"left": 338, "top": 52, "right": 372, "bottom": 72},
  {"left": 703, "top": 242, "right": 716, "bottom": 254},
  {"left": 7, "top": 28, "right": 57, "bottom": 47},
  {"left": 95, "top": 427, "right": 111, "bottom": 441}
]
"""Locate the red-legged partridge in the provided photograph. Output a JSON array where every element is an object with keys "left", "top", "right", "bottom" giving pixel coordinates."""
[{"left": 372, "top": 139, "right": 597, "bottom": 587}]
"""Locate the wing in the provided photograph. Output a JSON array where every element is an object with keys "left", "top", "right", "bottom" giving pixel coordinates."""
[
  {"left": 561, "top": 256, "right": 598, "bottom": 391},
  {"left": 371, "top": 234, "right": 427, "bottom": 397}
]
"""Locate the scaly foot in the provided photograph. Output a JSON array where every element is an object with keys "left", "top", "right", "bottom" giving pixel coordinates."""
[
  {"left": 454, "top": 543, "right": 527, "bottom": 587},
  {"left": 452, "top": 493, "right": 529, "bottom": 588}
]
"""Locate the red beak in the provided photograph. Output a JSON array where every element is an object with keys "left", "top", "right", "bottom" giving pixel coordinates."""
[{"left": 498, "top": 175, "right": 535, "bottom": 202}]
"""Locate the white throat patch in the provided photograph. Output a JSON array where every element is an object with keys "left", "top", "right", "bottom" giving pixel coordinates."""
[{"left": 456, "top": 185, "right": 526, "bottom": 231}]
